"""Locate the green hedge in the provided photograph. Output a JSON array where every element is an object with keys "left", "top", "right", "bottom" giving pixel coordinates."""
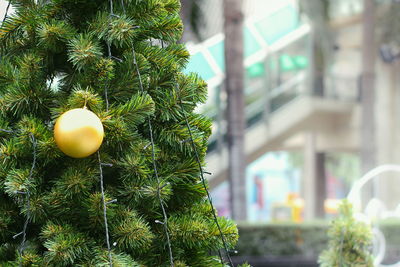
[
  {"left": 237, "top": 220, "right": 400, "bottom": 260},
  {"left": 237, "top": 222, "right": 329, "bottom": 258},
  {"left": 378, "top": 220, "right": 400, "bottom": 261}
]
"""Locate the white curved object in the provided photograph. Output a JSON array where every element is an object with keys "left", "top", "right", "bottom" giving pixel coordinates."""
[
  {"left": 348, "top": 164, "right": 400, "bottom": 212},
  {"left": 347, "top": 164, "right": 400, "bottom": 267},
  {"left": 373, "top": 228, "right": 386, "bottom": 267},
  {"left": 365, "top": 198, "right": 387, "bottom": 221}
]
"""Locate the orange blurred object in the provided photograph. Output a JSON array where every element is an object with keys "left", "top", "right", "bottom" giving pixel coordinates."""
[
  {"left": 324, "top": 198, "right": 341, "bottom": 214},
  {"left": 287, "top": 193, "right": 304, "bottom": 223}
]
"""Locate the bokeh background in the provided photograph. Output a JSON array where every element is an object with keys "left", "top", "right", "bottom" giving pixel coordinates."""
[{"left": 178, "top": 0, "right": 400, "bottom": 266}]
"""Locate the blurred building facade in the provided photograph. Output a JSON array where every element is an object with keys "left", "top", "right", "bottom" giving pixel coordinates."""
[{"left": 183, "top": 0, "right": 400, "bottom": 221}]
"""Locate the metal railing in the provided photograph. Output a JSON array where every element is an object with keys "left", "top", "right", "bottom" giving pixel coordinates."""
[
  {"left": 329, "top": 0, "right": 363, "bottom": 20},
  {"left": 205, "top": 71, "right": 359, "bottom": 154}
]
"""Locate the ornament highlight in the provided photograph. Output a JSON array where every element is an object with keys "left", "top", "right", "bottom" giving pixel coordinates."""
[{"left": 54, "top": 108, "right": 104, "bottom": 158}]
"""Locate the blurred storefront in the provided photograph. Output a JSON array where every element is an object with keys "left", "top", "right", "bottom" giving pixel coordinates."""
[{"left": 211, "top": 151, "right": 359, "bottom": 221}]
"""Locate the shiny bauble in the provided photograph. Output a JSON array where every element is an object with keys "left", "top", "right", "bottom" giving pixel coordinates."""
[{"left": 54, "top": 108, "right": 104, "bottom": 158}]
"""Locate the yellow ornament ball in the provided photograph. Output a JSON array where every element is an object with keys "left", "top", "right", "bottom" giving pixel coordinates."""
[{"left": 54, "top": 108, "right": 104, "bottom": 158}]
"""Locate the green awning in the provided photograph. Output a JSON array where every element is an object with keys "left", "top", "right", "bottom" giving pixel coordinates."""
[
  {"left": 207, "top": 26, "right": 265, "bottom": 72},
  {"left": 183, "top": 52, "right": 216, "bottom": 81},
  {"left": 208, "top": 40, "right": 224, "bottom": 71},
  {"left": 246, "top": 63, "right": 265, "bottom": 78},
  {"left": 244, "top": 26, "right": 263, "bottom": 58},
  {"left": 184, "top": 2, "right": 302, "bottom": 82},
  {"left": 280, "top": 54, "right": 309, "bottom": 72},
  {"left": 254, "top": 5, "right": 299, "bottom": 44},
  {"left": 280, "top": 54, "right": 297, "bottom": 71},
  {"left": 293, "top": 56, "right": 308, "bottom": 69}
]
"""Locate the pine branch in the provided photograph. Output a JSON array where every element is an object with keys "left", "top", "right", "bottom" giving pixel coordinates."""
[
  {"left": 53, "top": 164, "right": 98, "bottom": 198},
  {"left": 37, "top": 19, "right": 76, "bottom": 52},
  {"left": 0, "top": 58, "right": 18, "bottom": 89},
  {"left": 37, "top": 136, "right": 63, "bottom": 164},
  {"left": 85, "top": 192, "right": 117, "bottom": 230},
  {"left": 111, "top": 92, "right": 155, "bottom": 126},
  {"left": 111, "top": 209, "right": 154, "bottom": 253},
  {"left": 41, "top": 223, "right": 93, "bottom": 266},
  {"left": 163, "top": 0, "right": 181, "bottom": 14},
  {"left": 141, "top": 177, "right": 173, "bottom": 208},
  {"left": 110, "top": 50, "right": 151, "bottom": 100},
  {"left": 318, "top": 200, "right": 373, "bottom": 267},
  {"left": 89, "top": 248, "right": 141, "bottom": 267},
  {"left": 67, "top": 87, "right": 104, "bottom": 113},
  {"left": 117, "top": 152, "right": 151, "bottom": 181},
  {"left": 154, "top": 117, "right": 209, "bottom": 157},
  {"left": 68, "top": 34, "right": 103, "bottom": 72},
  {"left": 2, "top": 82, "right": 54, "bottom": 119},
  {"left": 4, "top": 168, "right": 35, "bottom": 198},
  {"left": 91, "top": 13, "right": 139, "bottom": 48},
  {"left": 102, "top": 117, "right": 137, "bottom": 149},
  {"left": 168, "top": 213, "right": 238, "bottom": 251}
]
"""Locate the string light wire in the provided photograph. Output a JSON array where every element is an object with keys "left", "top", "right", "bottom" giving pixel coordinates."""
[
  {"left": 130, "top": 43, "right": 175, "bottom": 267},
  {"left": 13, "top": 133, "right": 37, "bottom": 267},
  {"left": 0, "top": 128, "right": 13, "bottom": 133},
  {"left": 98, "top": 1, "right": 176, "bottom": 266},
  {"left": 1, "top": 3, "right": 33, "bottom": 259},
  {"left": 4, "top": 2, "right": 35, "bottom": 261},
  {"left": 95, "top": 0, "right": 120, "bottom": 265},
  {"left": 97, "top": 151, "right": 113, "bottom": 267},
  {"left": 176, "top": 86, "right": 234, "bottom": 267},
  {"left": 159, "top": 37, "right": 234, "bottom": 266},
  {"left": 117, "top": 0, "right": 175, "bottom": 266}
]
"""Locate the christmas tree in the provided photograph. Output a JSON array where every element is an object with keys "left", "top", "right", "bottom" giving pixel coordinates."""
[
  {"left": 318, "top": 200, "right": 374, "bottom": 267},
  {"left": 0, "top": 0, "right": 239, "bottom": 266}
]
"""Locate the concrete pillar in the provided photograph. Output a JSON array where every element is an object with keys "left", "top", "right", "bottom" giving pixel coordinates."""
[
  {"left": 375, "top": 61, "right": 400, "bottom": 209},
  {"left": 359, "top": 0, "right": 376, "bottom": 207},
  {"left": 316, "top": 152, "right": 327, "bottom": 218},
  {"left": 302, "top": 132, "right": 317, "bottom": 220},
  {"left": 302, "top": 132, "right": 327, "bottom": 220},
  {"left": 224, "top": 0, "right": 247, "bottom": 222}
]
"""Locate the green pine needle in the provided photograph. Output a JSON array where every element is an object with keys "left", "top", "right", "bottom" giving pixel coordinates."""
[{"left": 68, "top": 34, "right": 103, "bottom": 72}]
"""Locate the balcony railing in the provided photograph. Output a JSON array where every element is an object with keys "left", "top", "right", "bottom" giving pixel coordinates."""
[
  {"left": 329, "top": 0, "right": 363, "bottom": 20},
  {"left": 205, "top": 70, "right": 359, "bottom": 154}
]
